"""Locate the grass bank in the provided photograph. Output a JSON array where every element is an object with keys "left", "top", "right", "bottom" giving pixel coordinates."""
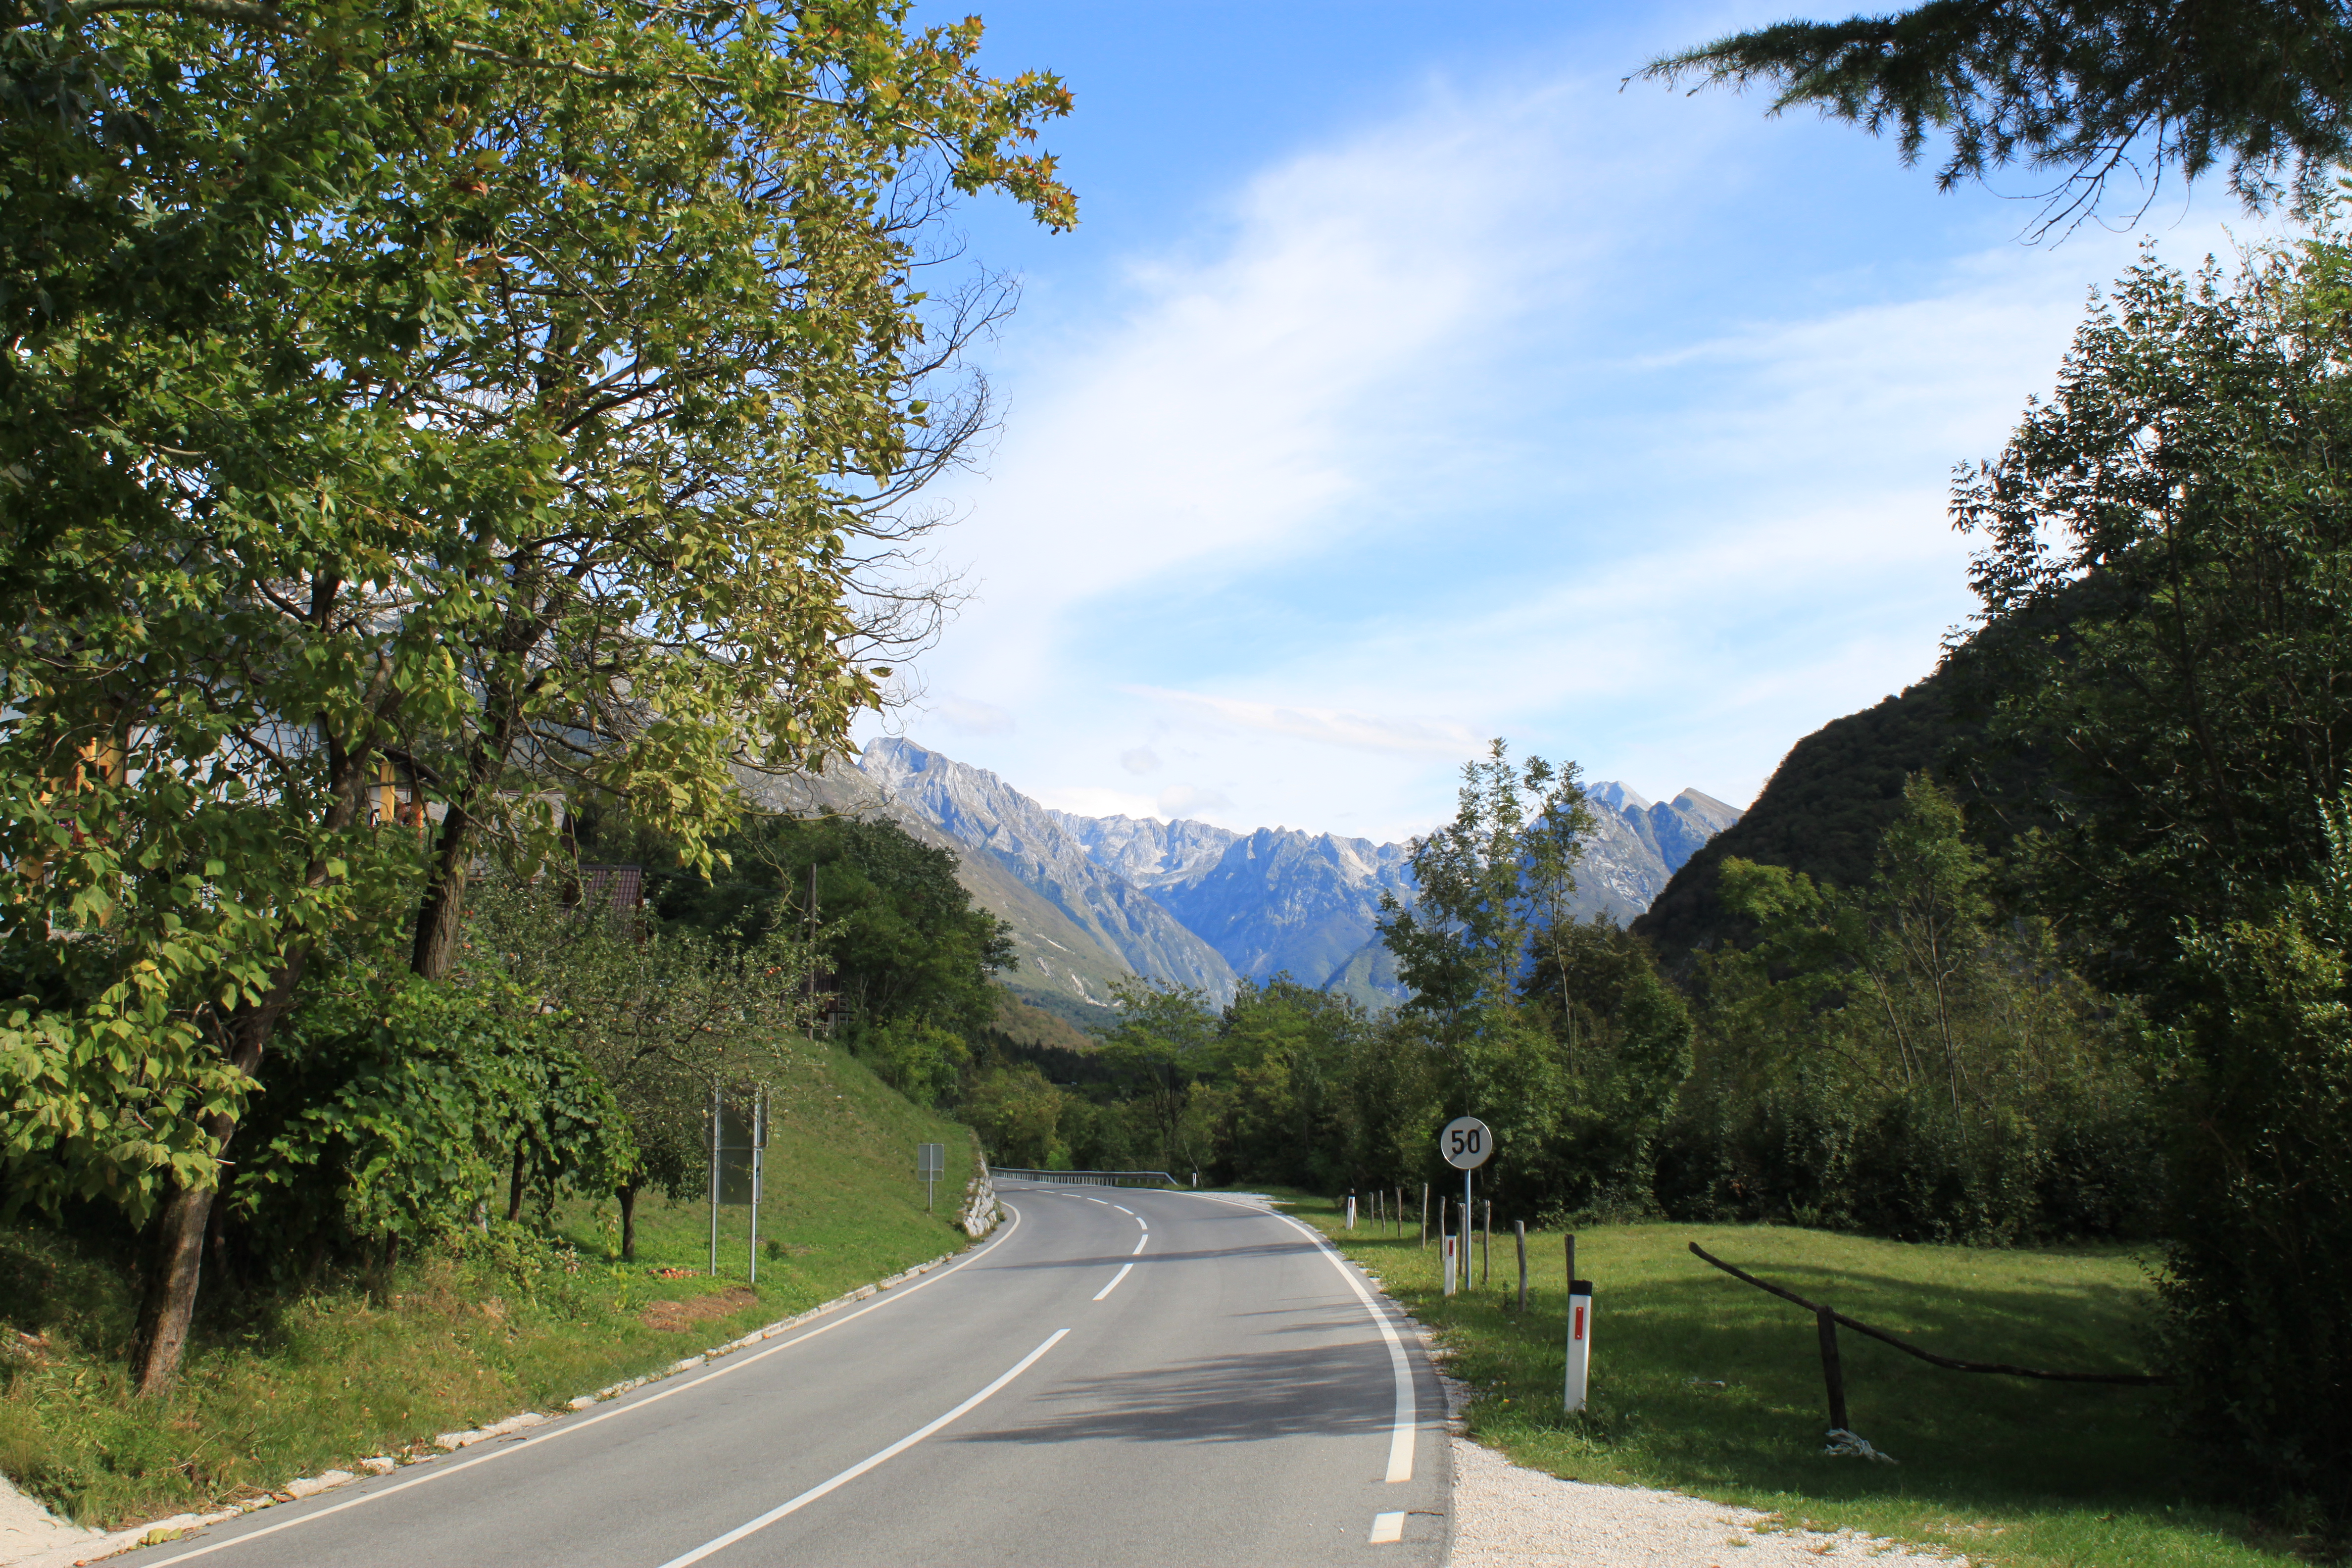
[
  {"left": 0, "top": 1039, "right": 978, "bottom": 1531},
  {"left": 1292, "top": 1197, "right": 2287, "bottom": 1568}
]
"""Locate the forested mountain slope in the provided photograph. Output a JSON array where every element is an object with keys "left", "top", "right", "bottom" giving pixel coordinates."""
[{"left": 1631, "top": 675, "right": 1965, "bottom": 965}]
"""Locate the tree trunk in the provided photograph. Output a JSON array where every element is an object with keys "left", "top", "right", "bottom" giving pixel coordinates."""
[
  {"left": 507, "top": 1143, "right": 528, "bottom": 1224},
  {"left": 410, "top": 799, "right": 478, "bottom": 981},
  {"left": 130, "top": 1180, "right": 215, "bottom": 1398},
  {"left": 129, "top": 977, "right": 304, "bottom": 1395},
  {"left": 619, "top": 1182, "right": 639, "bottom": 1262},
  {"left": 411, "top": 661, "right": 534, "bottom": 982},
  {"left": 129, "top": 679, "right": 376, "bottom": 1395}
]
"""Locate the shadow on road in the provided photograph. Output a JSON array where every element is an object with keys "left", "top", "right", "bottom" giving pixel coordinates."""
[{"left": 951, "top": 1331, "right": 1394, "bottom": 1447}]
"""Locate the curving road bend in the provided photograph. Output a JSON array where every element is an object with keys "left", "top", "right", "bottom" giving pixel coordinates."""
[{"left": 116, "top": 1184, "right": 1451, "bottom": 1568}]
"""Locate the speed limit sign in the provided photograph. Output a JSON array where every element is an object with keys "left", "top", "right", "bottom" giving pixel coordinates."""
[{"left": 1440, "top": 1116, "right": 1493, "bottom": 1170}]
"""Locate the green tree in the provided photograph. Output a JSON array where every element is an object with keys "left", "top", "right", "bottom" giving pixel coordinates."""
[
  {"left": 2157, "top": 797, "right": 2352, "bottom": 1521},
  {"left": 239, "top": 971, "right": 634, "bottom": 1269},
  {"left": 1680, "top": 777, "right": 2127, "bottom": 1240},
  {"left": 1956, "top": 239, "right": 2352, "bottom": 992},
  {"left": 1376, "top": 739, "right": 1597, "bottom": 1032},
  {"left": 961, "top": 1061, "right": 1071, "bottom": 1170},
  {"left": 0, "top": 0, "right": 1074, "bottom": 1391},
  {"left": 455, "top": 873, "right": 815, "bottom": 1260},
  {"left": 643, "top": 812, "right": 1014, "bottom": 1046},
  {"left": 1376, "top": 740, "right": 1688, "bottom": 1219},
  {"left": 1646, "top": 0, "right": 2352, "bottom": 231},
  {"left": 1219, "top": 979, "right": 1370, "bottom": 1191},
  {"left": 1100, "top": 981, "right": 1222, "bottom": 1175}
]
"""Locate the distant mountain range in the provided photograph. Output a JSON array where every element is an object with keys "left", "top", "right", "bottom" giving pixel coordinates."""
[{"left": 744, "top": 737, "right": 1740, "bottom": 1019}]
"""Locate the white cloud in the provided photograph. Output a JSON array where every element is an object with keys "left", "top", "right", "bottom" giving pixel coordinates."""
[
  {"left": 1126, "top": 686, "right": 1485, "bottom": 758},
  {"left": 1119, "top": 745, "right": 1162, "bottom": 774},
  {"left": 1030, "top": 784, "right": 1160, "bottom": 820},
  {"left": 931, "top": 695, "right": 1016, "bottom": 736},
  {"left": 1157, "top": 783, "right": 1234, "bottom": 819}
]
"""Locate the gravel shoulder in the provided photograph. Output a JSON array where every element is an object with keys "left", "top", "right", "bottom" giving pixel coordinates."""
[{"left": 1437, "top": 1369, "right": 1969, "bottom": 1568}]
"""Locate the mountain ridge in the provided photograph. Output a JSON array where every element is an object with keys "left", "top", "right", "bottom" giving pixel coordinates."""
[{"left": 849, "top": 738, "right": 1741, "bottom": 1015}]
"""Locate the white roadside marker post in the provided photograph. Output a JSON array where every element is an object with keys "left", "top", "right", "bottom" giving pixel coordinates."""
[
  {"left": 1346, "top": 1192, "right": 1357, "bottom": 1230},
  {"left": 1564, "top": 1231, "right": 1594, "bottom": 1415}
]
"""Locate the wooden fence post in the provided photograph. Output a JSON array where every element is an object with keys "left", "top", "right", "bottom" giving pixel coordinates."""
[
  {"left": 1817, "top": 1306, "right": 1849, "bottom": 1432},
  {"left": 1514, "top": 1221, "right": 1527, "bottom": 1313},
  {"left": 1420, "top": 1183, "right": 1429, "bottom": 1249}
]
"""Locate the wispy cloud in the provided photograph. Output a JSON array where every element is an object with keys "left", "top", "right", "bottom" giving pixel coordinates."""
[
  {"left": 1126, "top": 686, "right": 1485, "bottom": 758},
  {"left": 876, "top": 39, "right": 2260, "bottom": 841}
]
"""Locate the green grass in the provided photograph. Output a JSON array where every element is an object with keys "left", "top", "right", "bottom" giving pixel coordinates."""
[
  {"left": 1293, "top": 1197, "right": 2291, "bottom": 1568},
  {"left": 0, "top": 1039, "right": 979, "bottom": 1531}
]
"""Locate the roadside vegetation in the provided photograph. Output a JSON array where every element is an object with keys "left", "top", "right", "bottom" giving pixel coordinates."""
[
  {"left": 1289, "top": 1197, "right": 2285, "bottom": 1568},
  {"left": 0, "top": 1039, "right": 976, "bottom": 1530}
]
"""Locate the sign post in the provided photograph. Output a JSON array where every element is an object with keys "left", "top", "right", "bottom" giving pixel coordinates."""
[
  {"left": 1438, "top": 1116, "right": 1492, "bottom": 1300},
  {"left": 918, "top": 1142, "right": 946, "bottom": 1211},
  {"left": 711, "top": 1086, "right": 768, "bottom": 1281}
]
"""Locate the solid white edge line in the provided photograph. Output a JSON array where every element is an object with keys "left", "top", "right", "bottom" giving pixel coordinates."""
[
  {"left": 1090, "top": 1263, "right": 1134, "bottom": 1302},
  {"left": 1369, "top": 1511, "right": 1406, "bottom": 1544},
  {"left": 653, "top": 1328, "right": 1071, "bottom": 1568},
  {"left": 133, "top": 1203, "right": 1030, "bottom": 1568},
  {"left": 1263, "top": 1209, "right": 1419, "bottom": 1484}
]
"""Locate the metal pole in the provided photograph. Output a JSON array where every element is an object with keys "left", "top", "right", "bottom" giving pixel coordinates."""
[
  {"left": 1463, "top": 1167, "right": 1473, "bottom": 1274},
  {"left": 749, "top": 1143, "right": 760, "bottom": 1286},
  {"left": 708, "top": 1081, "right": 721, "bottom": 1277}
]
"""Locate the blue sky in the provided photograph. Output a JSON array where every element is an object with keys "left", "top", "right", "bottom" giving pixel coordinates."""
[{"left": 855, "top": 0, "right": 2261, "bottom": 842}]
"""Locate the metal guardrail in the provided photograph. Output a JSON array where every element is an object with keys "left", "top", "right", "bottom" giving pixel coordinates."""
[{"left": 987, "top": 1167, "right": 1180, "bottom": 1189}]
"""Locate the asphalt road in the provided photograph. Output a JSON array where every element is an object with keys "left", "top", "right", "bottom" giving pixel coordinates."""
[{"left": 119, "top": 1184, "right": 1451, "bottom": 1568}]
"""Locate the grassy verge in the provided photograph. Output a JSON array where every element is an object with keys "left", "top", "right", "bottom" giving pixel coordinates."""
[
  {"left": 1290, "top": 1197, "right": 2287, "bottom": 1568},
  {"left": 0, "top": 1039, "right": 979, "bottom": 1531}
]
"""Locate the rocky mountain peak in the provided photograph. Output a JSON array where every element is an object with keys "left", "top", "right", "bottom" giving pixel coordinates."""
[{"left": 853, "top": 739, "right": 1742, "bottom": 1016}]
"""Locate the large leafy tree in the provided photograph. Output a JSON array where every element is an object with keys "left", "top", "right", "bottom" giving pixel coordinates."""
[
  {"left": 1950, "top": 232, "right": 2352, "bottom": 1514},
  {"left": 1646, "top": 1, "right": 2352, "bottom": 231},
  {"left": 0, "top": 0, "right": 1073, "bottom": 1391},
  {"left": 643, "top": 812, "right": 1015, "bottom": 1042},
  {"left": 1955, "top": 241, "right": 2352, "bottom": 987}
]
